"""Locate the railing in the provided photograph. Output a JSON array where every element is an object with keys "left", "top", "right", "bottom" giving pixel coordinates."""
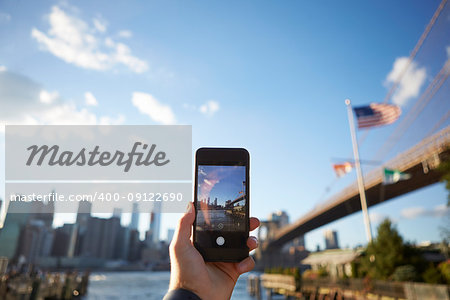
[{"left": 254, "top": 274, "right": 450, "bottom": 299}]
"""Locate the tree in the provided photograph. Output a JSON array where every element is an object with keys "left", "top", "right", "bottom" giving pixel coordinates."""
[
  {"left": 361, "top": 219, "right": 405, "bottom": 279},
  {"left": 360, "top": 218, "right": 426, "bottom": 281}
]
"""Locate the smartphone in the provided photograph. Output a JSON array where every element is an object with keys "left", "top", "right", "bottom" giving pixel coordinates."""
[{"left": 193, "top": 147, "right": 250, "bottom": 262}]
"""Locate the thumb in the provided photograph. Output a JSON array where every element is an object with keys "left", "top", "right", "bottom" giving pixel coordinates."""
[{"left": 172, "top": 202, "right": 195, "bottom": 248}]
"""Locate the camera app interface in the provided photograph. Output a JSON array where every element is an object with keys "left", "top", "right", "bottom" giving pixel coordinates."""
[{"left": 196, "top": 165, "right": 247, "bottom": 232}]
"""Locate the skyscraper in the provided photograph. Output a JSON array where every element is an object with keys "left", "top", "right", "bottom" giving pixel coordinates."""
[
  {"left": 324, "top": 230, "right": 339, "bottom": 250},
  {"left": 130, "top": 203, "right": 139, "bottom": 230},
  {"left": 75, "top": 201, "right": 92, "bottom": 256},
  {"left": 0, "top": 201, "right": 35, "bottom": 259},
  {"left": 113, "top": 208, "right": 122, "bottom": 218},
  {"left": 149, "top": 201, "right": 161, "bottom": 245}
]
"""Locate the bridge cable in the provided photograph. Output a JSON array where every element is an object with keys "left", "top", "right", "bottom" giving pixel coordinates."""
[
  {"left": 354, "top": 0, "right": 448, "bottom": 150},
  {"left": 373, "top": 59, "right": 450, "bottom": 161},
  {"left": 426, "top": 108, "right": 450, "bottom": 138}
]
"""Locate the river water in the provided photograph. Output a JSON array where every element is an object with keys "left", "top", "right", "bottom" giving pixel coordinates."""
[{"left": 86, "top": 271, "right": 259, "bottom": 299}]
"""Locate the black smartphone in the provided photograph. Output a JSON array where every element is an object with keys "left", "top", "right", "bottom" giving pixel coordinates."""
[{"left": 193, "top": 147, "right": 250, "bottom": 262}]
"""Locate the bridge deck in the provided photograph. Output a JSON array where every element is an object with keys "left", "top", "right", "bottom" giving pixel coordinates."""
[{"left": 265, "top": 126, "right": 450, "bottom": 249}]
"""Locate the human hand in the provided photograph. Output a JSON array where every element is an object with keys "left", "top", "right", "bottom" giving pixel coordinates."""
[{"left": 168, "top": 202, "right": 260, "bottom": 300}]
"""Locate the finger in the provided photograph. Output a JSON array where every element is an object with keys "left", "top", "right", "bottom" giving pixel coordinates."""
[
  {"left": 250, "top": 217, "right": 260, "bottom": 231},
  {"left": 237, "top": 256, "right": 255, "bottom": 274},
  {"left": 247, "top": 236, "right": 258, "bottom": 252},
  {"left": 171, "top": 202, "right": 195, "bottom": 248}
]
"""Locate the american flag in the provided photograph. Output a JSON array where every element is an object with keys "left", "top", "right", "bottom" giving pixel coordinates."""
[{"left": 353, "top": 103, "right": 401, "bottom": 129}]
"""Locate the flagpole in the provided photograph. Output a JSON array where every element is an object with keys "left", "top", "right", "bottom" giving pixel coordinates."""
[{"left": 345, "top": 99, "right": 373, "bottom": 243}]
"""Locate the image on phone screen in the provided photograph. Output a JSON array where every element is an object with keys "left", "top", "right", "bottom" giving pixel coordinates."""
[{"left": 196, "top": 165, "right": 246, "bottom": 233}]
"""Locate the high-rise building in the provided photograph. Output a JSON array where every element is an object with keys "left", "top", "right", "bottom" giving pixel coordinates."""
[
  {"left": 114, "top": 226, "right": 130, "bottom": 260},
  {"left": 15, "top": 219, "right": 54, "bottom": 264},
  {"left": 324, "top": 230, "right": 339, "bottom": 250},
  {"left": 51, "top": 224, "right": 78, "bottom": 258},
  {"left": 75, "top": 201, "right": 92, "bottom": 256},
  {"left": 128, "top": 229, "right": 141, "bottom": 262},
  {"left": 0, "top": 201, "right": 35, "bottom": 259},
  {"left": 113, "top": 208, "right": 122, "bottom": 218},
  {"left": 130, "top": 203, "right": 139, "bottom": 230},
  {"left": 269, "top": 211, "right": 289, "bottom": 228},
  {"left": 149, "top": 201, "right": 161, "bottom": 245}
]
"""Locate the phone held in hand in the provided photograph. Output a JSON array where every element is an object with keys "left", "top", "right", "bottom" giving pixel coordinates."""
[{"left": 193, "top": 148, "right": 250, "bottom": 262}]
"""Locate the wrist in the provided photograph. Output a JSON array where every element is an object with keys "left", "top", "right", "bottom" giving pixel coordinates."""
[{"left": 164, "top": 288, "right": 202, "bottom": 300}]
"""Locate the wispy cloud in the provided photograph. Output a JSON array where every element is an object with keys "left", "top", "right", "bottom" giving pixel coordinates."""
[
  {"left": 84, "top": 92, "right": 98, "bottom": 106},
  {"left": 39, "top": 90, "right": 59, "bottom": 104},
  {"left": 31, "top": 5, "right": 148, "bottom": 73},
  {"left": 184, "top": 100, "right": 220, "bottom": 117},
  {"left": 118, "top": 30, "right": 133, "bottom": 39},
  {"left": 369, "top": 212, "right": 388, "bottom": 224},
  {"left": 199, "top": 100, "right": 220, "bottom": 117},
  {"left": 0, "top": 70, "right": 124, "bottom": 130},
  {"left": 93, "top": 17, "right": 107, "bottom": 33},
  {"left": 131, "top": 92, "right": 176, "bottom": 125},
  {"left": 400, "top": 204, "right": 449, "bottom": 220},
  {"left": 385, "top": 57, "right": 426, "bottom": 106}
]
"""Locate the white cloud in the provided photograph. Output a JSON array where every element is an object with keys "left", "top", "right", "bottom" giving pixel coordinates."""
[
  {"left": 118, "top": 30, "right": 132, "bottom": 38},
  {"left": 0, "top": 66, "right": 6, "bottom": 72},
  {"left": 400, "top": 204, "right": 449, "bottom": 220},
  {"left": 385, "top": 57, "right": 427, "bottom": 106},
  {"left": 369, "top": 212, "right": 387, "bottom": 224},
  {"left": 39, "top": 90, "right": 59, "bottom": 104},
  {"left": 447, "top": 46, "right": 450, "bottom": 58},
  {"left": 199, "top": 100, "right": 220, "bottom": 117},
  {"left": 93, "top": 18, "right": 107, "bottom": 33},
  {"left": 0, "top": 70, "right": 125, "bottom": 129},
  {"left": 31, "top": 5, "right": 148, "bottom": 73},
  {"left": 131, "top": 92, "right": 176, "bottom": 125},
  {"left": 84, "top": 91, "right": 98, "bottom": 106}
]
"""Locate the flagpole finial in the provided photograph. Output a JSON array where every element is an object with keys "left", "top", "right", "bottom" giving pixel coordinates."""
[{"left": 345, "top": 99, "right": 351, "bottom": 106}]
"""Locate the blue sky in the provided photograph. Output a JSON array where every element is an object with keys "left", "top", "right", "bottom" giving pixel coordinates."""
[
  {"left": 0, "top": 0, "right": 449, "bottom": 250},
  {"left": 198, "top": 165, "right": 246, "bottom": 205}
]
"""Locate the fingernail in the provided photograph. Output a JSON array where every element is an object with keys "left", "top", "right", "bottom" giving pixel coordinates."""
[{"left": 250, "top": 236, "right": 258, "bottom": 246}]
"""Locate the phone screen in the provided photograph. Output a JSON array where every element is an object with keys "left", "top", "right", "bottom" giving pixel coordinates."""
[
  {"left": 195, "top": 163, "right": 249, "bottom": 255},
  {"left": 196, "top": 165, "right": 247, "bottom": 233}
]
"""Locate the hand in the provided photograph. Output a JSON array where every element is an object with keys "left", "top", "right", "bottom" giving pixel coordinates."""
[{"left": 168, "top": 202, "right": 260, "bottom": 300}]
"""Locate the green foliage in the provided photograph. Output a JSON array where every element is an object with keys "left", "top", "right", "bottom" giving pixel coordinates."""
[
  {"left": 423, "top": 264, "right": 445, "bottom": 284},
  {"left": 360, "top": 218, "right": 426, "bottom": 281},
  {"left": 318, "top": 265, "right": 328, "bottom": 277},
  {"left": 392, "top": 265, "right": 418, "bottom": 282},
  {"left": 438, "top": 261, "right": 450, "bottom": 284},
  {"left": 438, "top": 158, "right": 450, "bottom": 202}
]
